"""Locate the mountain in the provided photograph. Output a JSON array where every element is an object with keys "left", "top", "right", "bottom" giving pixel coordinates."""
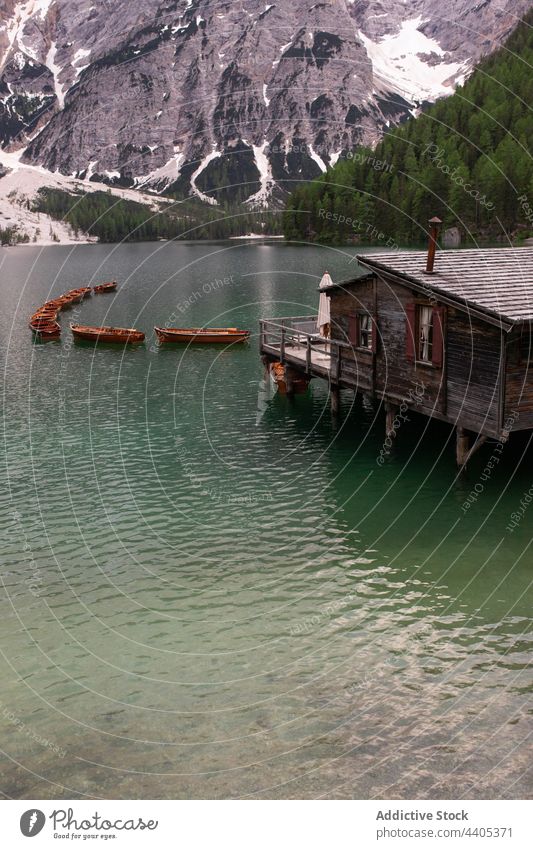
[
  {"left": 282, "top": 9, "right": 533, "bottom": 245},
  {"left": 0, "top": 0, "right": 529, "bottom": 211}
]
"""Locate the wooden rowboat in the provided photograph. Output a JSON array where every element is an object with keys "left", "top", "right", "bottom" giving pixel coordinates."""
[
  {"left": 32, "top": 311, "right": 58, "bottom": 321},
  {"left": 64, "top": 291, "right": 84, "bottom": 303},
  {"left": 30, "top": 315, "right": 59, "bottom": 326},
  {"left": 270, "top": 361, "right": 309, "bottom": 395},
  {"left": 93, "top": 282, "right": 117, "bottom": 293},
  {"left": 33, "top": 306, "right": 58, "bottom": 316},
  {"left": 71, "top": 323, "right": 145, "bottom": 344},
  {"left": 30, "top": 321, "right": 61, "bottom": 339},
  {"left": 54, "top": 296, "right": 74, "bottom": 309},
  {"left": 155, "top": 327, "right": 250, "bottom": 344}
]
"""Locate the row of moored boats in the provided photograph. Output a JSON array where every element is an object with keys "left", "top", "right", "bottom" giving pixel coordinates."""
[
  {"left": 30, "top": 281, "right": 250, "bottom": 345},
  {"left": 70, "top": 325, "right": 250, "bottom": 345},
  {"left": 29, "top": 282, "right": 117, "bottom": 340}
]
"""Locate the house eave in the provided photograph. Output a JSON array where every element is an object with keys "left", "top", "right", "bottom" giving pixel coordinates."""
[{"left": 355, "top": 256, "right": 517, "bottom": 331}]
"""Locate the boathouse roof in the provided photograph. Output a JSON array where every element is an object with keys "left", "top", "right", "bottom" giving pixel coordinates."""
[{"left": 354, "top": 247, "right": 533, "bottom": 326}]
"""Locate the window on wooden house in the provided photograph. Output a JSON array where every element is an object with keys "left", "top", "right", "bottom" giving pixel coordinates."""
[
  {"left": 405, "top": 303, "right": 445, "bottom": 367},
  {"left": 418, "top": 305, "right": 433, "bottom": 362},
  {"left": 359, "top": 313, "right": 373, "bottom": 349},
  {"left": 349, "top": 312, "right": 375, "bottom": 351}
]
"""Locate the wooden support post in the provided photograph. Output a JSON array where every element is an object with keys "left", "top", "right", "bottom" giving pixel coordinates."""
[
  {"left": 285, "top": 367, "right": 294, "bottom": 397},
  {"left": 280, "top": 326, "right": 286, "bottom": 363},
  {"left": 306, "top": 336, "right": 311, "bottom": 374},
  {"left": 331, "top": 384, "right": 340, "bottom": 416},
  {"left": 456, "top": 426, "right": 470, "bottom": 468},
  {"left": 385, "top": 403, "right": 398, "bottom": 438},
  {"left": 334, "top": 344, "right": 341, "bottom": 382},
  {"left": 466, "top": 434, "right": 488, "bottom": 463}
]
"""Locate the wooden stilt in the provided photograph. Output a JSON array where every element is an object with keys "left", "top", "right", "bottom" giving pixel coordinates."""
[
  {"left": 285, "top": 368, "right": 295, "bottom": 397},
  {"left": 330, "top": 384, "right": 340, "bottom": 415},
  {"left": 456, "top": 426, "right": 470, "bottom": 467},
  {"left": 385, "top": 403, "right": 399, "bottom": 438}
]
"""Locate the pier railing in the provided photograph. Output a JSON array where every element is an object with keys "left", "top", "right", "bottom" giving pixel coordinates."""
[{"left": 259, "top": 316, "right": 353, "bottom": 381}]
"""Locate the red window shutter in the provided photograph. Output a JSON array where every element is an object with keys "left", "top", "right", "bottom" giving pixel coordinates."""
[
  {"left": 348, "top": 314, "right": 358, "bottom": 346},
  {"left": 405, "top": 303, "right": 416, "bottom": 361},
  {"left": 432, "top": 306, "right": 445, "bottom": 367}
]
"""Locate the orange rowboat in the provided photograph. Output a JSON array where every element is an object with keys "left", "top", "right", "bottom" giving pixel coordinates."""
[
  {"left": 33, "top": 306, "right": 58, "bottom": 315},
  {"left": 270, "top": 361, "right": 309, "bottom": 394},
  {"left": 30, "top": 315, "right": 60, "bottom": 326},
  {"left": 64, "top": 291, "right": 84, "bottom": 303},
  {"left": 30, "top": 321, "right": 61, "bottom": 339},
  {"left": 32, "top": 311, "right": 58, "bottom": 322},
  {"left": 71, "top": 323, "right": 145, "bottom": 344},
  {"left": 93, "top": 282, "right": 117, "bottom": 293},
  {"left": 53, "top": 296, "right": 74, "bottom": 309},
  {"left": 155, "top": 327, "right": 250, "bottom": 344}
]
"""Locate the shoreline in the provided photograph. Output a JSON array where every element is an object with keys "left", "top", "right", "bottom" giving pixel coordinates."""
[
  {"left": 1, "top": 238, "right": 515, "bottom": 252},
  {"left": 0, "top": 235, "right": 289, "bottom": 250}
]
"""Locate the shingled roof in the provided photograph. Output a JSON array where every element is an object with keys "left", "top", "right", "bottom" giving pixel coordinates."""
[{"left": 356, "top": 247, "right": 533, "bottom": 326}]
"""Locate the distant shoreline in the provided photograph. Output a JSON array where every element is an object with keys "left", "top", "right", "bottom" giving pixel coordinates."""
[
  {"left": 1, "top": 237, "right": 516, "bottom": 252},
  {"left": 1, "top": 235, "right": 287, "bottom": 250}
]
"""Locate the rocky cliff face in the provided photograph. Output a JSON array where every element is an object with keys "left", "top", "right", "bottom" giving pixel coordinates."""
[{"left": 0, "top": 0, "right": 529, "bottom": 206}]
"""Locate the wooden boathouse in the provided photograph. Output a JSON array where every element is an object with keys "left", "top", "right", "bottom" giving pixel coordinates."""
[{"left": 259, "top": 240, "right": 533, "bottom": 466}]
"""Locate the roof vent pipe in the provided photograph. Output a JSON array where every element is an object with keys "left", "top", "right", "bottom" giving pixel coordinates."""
[{"left": 425, "top": 216, "right": 442, "bottom": 274}]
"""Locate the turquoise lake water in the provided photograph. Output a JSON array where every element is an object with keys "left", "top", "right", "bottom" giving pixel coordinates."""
[{"left": 0, "top": 240, "right": 531, "bottom": 799}]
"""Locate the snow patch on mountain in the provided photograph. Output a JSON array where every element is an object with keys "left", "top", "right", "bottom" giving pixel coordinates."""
[
  {"left": 1, "top": 3, "right": 32, "bottom": 68},
  {"left": 0, "top": 0, "right": 54, "bottom": 70},
  {"left": 72, "top": 47, "right": 91, "bottom": 76},
  {"left": 46, "top": 42, "right": 65, "bottom": 107},
  {"left": 309, "top": 146, "right": 327, "bottom": 173},
  {"left": 136, "top": 149, "right": 184, "bottom": 191},
  {"left": 246, "top": 142, "right": 274, "bottom": 207},
  {"left": 190, "top": 147, "right": 220, "bottom": 205},
  {"left": 86, "top": 159, "right": 98, "bottom": 180},
  {"left": 359, "top": 16, "right": 465, "bottom": 101},
  {"left": 34, "top": 0, "right": 54, "bottom": 19}
]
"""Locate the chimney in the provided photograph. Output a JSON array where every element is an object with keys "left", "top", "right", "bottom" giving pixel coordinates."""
[{"left": 425, "top": 216, "right": 442, "bottom": 274}]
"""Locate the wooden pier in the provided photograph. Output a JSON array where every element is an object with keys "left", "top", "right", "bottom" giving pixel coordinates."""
[{"left": 260, "top": 317, "right": 341, "bottom": 382}]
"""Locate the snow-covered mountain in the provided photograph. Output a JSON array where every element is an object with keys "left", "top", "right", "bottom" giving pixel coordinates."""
[{"left": 0, "top": 0, "right": 529, "bottom": 207}]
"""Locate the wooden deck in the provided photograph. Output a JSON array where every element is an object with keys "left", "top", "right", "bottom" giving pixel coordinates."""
[{"left": 260, "top": 316, "right": 346, "bottom": 382}]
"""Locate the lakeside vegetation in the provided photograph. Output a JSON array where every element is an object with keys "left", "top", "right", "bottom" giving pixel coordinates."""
[
  {"left": 0, "top": 226, "right": 30, "bottom": 246},
  {"left": 34, "top": 188, "right": 282, "bottom": 243},
  {"left": 282, "top": 10, "right": 533, "bottom": 246}
]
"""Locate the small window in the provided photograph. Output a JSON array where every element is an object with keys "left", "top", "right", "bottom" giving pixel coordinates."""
[
  {"left": 359, "top": 313, "right": 373, "bottom": 349},
  {"left": 406, "top": 303, "right": 444, "bottom": 366},
  {"left": 418, "top": 305, "right": 433, "bottom": 362}
]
